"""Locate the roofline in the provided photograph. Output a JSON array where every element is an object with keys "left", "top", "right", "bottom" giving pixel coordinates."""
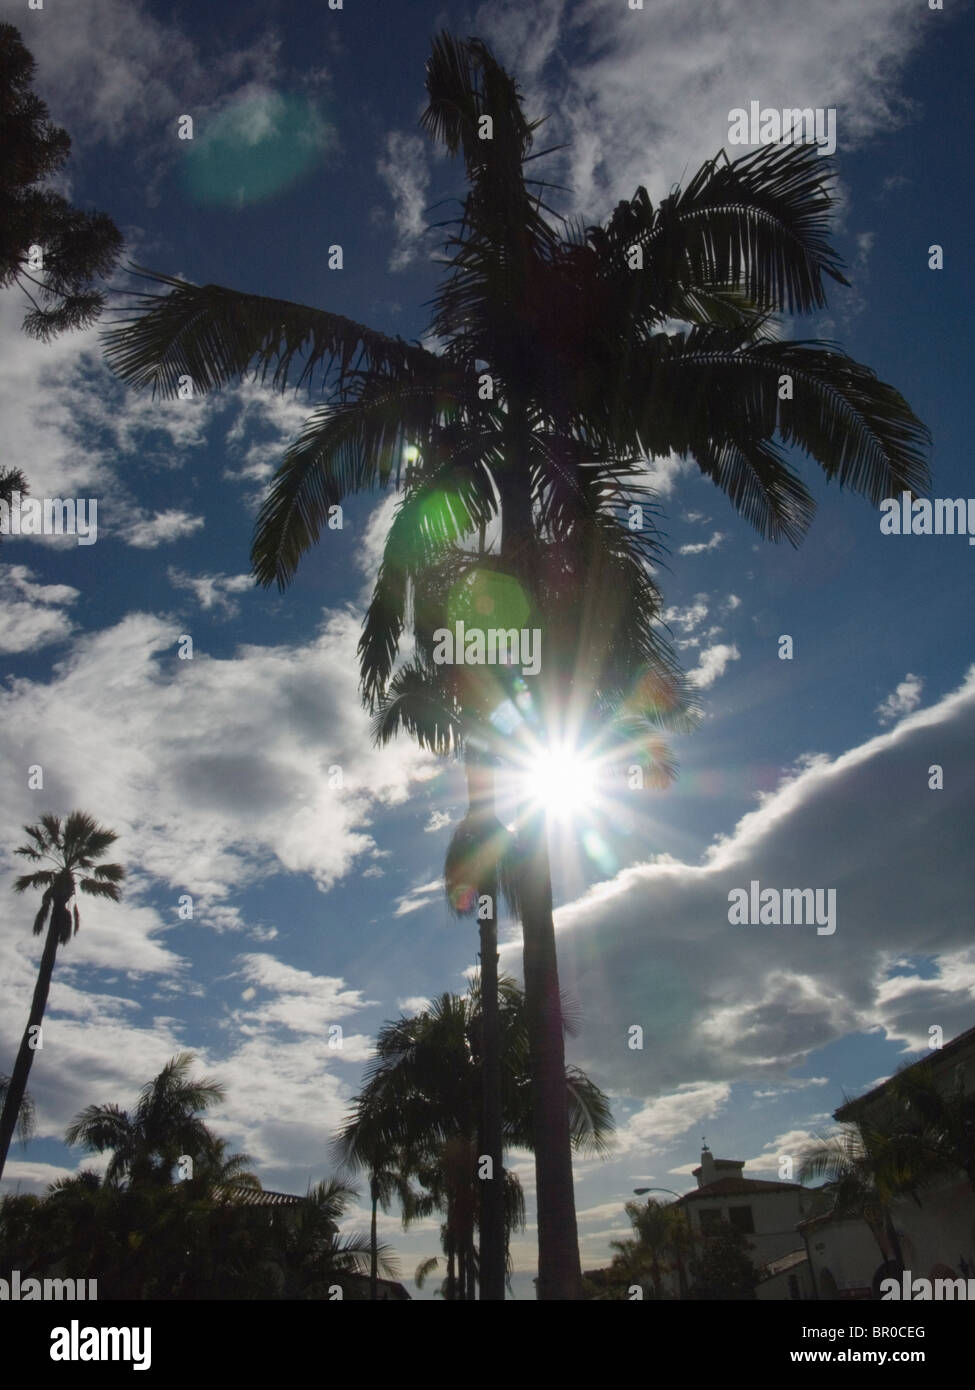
[{"left": 835, "top": 1022, "right": 975, "bottom": 1120}]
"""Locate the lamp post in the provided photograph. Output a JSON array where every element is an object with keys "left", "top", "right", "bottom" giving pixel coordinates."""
[{"left": 633, "top": 1187, "right": 693, "bottom": 1298}]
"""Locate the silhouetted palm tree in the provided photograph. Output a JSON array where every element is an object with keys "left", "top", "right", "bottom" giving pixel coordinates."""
[
  {"left": 64, "top": 1052, "right": 228, "bottom": 1187},
  {"left": 102, "top": 33, "right": 927, "bottom": 1296},
  {"left": 334, "top": 981, "right": 612, "bottom": 1298},
  {"left": 0, "top": 812, "right": 124, "bottom": 1180}
]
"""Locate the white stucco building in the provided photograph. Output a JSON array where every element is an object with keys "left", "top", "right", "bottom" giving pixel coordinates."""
[{"left": 800, "top": 1022, "right": 975, "bottom": 1299}]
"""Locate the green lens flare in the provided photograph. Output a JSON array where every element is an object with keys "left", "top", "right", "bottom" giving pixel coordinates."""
[{"left": 182, "top": 91, "right": 334, "bottom": 207}]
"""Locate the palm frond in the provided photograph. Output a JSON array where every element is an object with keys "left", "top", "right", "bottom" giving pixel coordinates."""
[{"left": 103, "top": 266, "right": 437, "bottom": 400}]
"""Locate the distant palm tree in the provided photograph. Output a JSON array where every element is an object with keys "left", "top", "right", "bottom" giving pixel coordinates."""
[
  {"left": 0, "top": 467, "right": 27, "bottom": 542},
  {"left": 64, "top": 1052, "right": 226, "bottom": 1187},
  {"left": 0, "top": 812, "right": 124, "bottom": 1180},
  {"left": 334, "top": 982, "right": 612, "bottom": 1298}
]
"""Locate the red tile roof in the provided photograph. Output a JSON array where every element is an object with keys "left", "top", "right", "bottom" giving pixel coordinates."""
[{"left": 679, "top": 1177, "right": 802, "bottom": 1201}]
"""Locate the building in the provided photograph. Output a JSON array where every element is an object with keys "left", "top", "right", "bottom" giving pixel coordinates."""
[
  {"left": 634, "top": 1144, "right": 815, "bottom": 1298},
  {"left": 799, "top": 1023, "right": 975, "bottom": 1299}
]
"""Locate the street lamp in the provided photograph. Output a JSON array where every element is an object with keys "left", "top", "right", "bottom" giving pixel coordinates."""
[{"left": 633, "top": 1187, "right": 694, "bottom": 1298}]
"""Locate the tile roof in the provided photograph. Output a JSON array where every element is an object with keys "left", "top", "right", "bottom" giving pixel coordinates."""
[
  {"left": 212, "top": 1183, "right": 306, "bottom": 1207},
  {"left": 679, "top": 1177, "right": 802, "bottom": 1200}
]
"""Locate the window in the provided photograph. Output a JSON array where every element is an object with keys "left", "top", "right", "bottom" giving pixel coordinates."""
[
  {"left": 699, "top": 1208, "right": 722, "bottom": 1232},
  {"left": 728, "top": 1205, "right": 754, "bottom": 1234}
]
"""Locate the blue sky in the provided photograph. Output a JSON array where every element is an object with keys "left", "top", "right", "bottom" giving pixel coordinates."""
[{"left": 1, "top": 0, "right": 973, "bottom": 1297}]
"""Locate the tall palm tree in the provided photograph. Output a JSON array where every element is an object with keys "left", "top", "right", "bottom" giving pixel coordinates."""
[
  {"left": 370, "top": 642, "right": 519, "bottom": 1301},
  {"left": 101, "top": 35, "right": 927, "bottom": 1296},
  {"left": 0, "top": 812, "right": 124, "bottom": 1180},
  {"left": 64, "top": 1052, "right": 226, "bottom": 1187}
]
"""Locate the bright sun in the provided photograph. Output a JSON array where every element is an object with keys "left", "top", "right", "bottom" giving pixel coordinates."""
[{"left": 523, "top": 746, "right": 598, "bottom": 821}]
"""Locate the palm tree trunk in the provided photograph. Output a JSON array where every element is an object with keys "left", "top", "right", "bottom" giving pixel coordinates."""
[
  {"left": 465, "top": 752, "right": 506, "bottom": 1302},
  {"left": 0, "top": 909, "right": 62, "bottom": 1180},
  {"left": 500, "top": 403, "right": 582, "bottom": 1300},
  {"left": 446, "top": 1227, "right": 456, "bottom": 1301},
  {"left": 519, "top": 806, "right": 583, "bottom": 1299},
  {"left": 478, "top": 904, "right": 505, "bottom": 1299},
  {"left": 370, "top": 1175, "right": 378, "bottom": 1300}
]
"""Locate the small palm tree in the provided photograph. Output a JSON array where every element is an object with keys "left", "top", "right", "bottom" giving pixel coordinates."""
[
  {"left": 0, "top": 812, "right": 124, "bottom": 1180},
  {"left": 886, "top": 1064, "right": 975, "bottom": 1194},
  {"left": 64, "top": 1052, "right": 226, "bottom": 1187},
  {"left": 799, "top": 1120, "right": 913, "bottom": 1271}
]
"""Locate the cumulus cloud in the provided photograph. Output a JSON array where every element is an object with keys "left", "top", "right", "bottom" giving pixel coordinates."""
[
  {"left": 687, "top": 642, "right": 740, "bottom": 687},
  {"left": 876, "top": 673, "right": 924, "bottom": 725},
  {"left": 499, "top": 666, "right": 975, "bottom": 1112},
  {"left": 0, "top": 565, "right": 79, "bottom": 652}
]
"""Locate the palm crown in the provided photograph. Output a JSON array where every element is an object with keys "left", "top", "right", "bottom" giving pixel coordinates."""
[{"left": 14, "top": 811, "right": 125, "bottom": 942}]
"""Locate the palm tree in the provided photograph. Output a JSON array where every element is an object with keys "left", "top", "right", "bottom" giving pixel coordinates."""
[
  {"left": 616, "top": 1197, "right": 678, "bottom": 1298},
  {"left": 885, "top": 1063, "right": 975, "bottom": 1194},
  {"left": 799, "top": 1120, "right": 913, "bottom": 1271},
  {"left": 0, "top": 466, "right": 27, "bottom": 542},
  {"left": 246, "top": 1177, "right": 397, "bottom": 1300},
  {"left": 0, "top": 1074, "right": 34, "bottom": 1150},
  {"left": 334, "top": 981, "right": 613, "bottom": 1299},
  {"left": 64, "top": 1052, "right": 227, "bottom": 1187},
  {"left": 101, "top": 34, "right": 927, "bottom": 1296},
  {"left": 0, "top": 812, "right": 124, "bottom": 1180}
]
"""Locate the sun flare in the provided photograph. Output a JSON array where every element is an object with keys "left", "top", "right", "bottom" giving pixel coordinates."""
[{"left": 523, "top": 745, "right": 598, "bottom": 821}]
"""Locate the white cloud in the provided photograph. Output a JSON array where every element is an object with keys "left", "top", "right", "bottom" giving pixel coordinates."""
[
  {"left": 876, "top": 673, "right": 923, "bottom": 725},
  {"left": 614, "top": 1082, "right": 732, "bottom": 1157},
  {"left": 424, "top": 810, "right": 452, "bottom": 833},
  {"left": 679, "top": 531, "right": 725, "bottom": 557},
  {"left": 0, "top": 564, "right": 79, "bottom": 653},
  {"left": 396, "top": 996, "right": 432, "bottom": 1015},
  {"left": 502, "top": 666, "right": 975, "bottom": 1108},
  {"left": 121, "top": 510, "right": 205, "bottom": 549},
  {"left": 477, "top": 0, "right": 926, "bottom": 223},
  {"left": 663, "top": 596, "right": 709, "bottom": 634},
  {"left": 168, "top": 569, "right": 253, "bottom": 615},
  {"left": 377, "top": 132, "right": 431, "bottom": 271},
  {"left": 687, "top": 642, "right": 740, "bottom": 687},
  {"left": 394, "top": 880, "right": 443, "bottom": 918},
  {"left": 16, "top": 0, "right": 281, "bottom": 154}
]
